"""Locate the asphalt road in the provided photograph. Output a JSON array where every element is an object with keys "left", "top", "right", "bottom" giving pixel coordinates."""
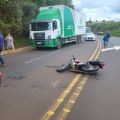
[
  {"left": 0, "top": 36, "right": 120, "bottom": 120},
  {"left": 67, "top": 36, "right": 120, "bottom": 120}
]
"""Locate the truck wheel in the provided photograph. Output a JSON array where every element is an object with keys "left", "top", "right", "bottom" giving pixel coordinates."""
[
  {"left": 75, "top": 36, "right": 81, "bottom": 44},
  {"left": 57, "top": 39, "right": 62, "bottom": 49},
  {"left": 36, "top": 46, "right": 39, "bottom": 50}
]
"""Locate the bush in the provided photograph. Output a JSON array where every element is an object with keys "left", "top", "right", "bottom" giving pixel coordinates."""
[
  {"left": 111, "top": 30, "right": 120, "bottom": 37},
  {"left": 4, "top": 37, "right": 31, "bottom": 50}
]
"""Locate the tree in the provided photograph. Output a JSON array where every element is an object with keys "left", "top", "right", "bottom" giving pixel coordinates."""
[
  {"left": 0, "top": 0, "right": 72, "bottom": 36},
  {"left": 91, "top": 21, "right": 120, "bottom": 37}
]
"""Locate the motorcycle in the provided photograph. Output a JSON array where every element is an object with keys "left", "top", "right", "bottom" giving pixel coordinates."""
[{"left": 56, "top": 55, "right": 105, "bottom": 75}]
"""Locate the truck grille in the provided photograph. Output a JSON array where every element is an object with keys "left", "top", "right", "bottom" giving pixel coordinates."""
[
  {"left": 34, "top": 33, "right": 45, "bottom": 45},
  {"left": 34, "top": 33, "right": 45, "bottom": 40}
]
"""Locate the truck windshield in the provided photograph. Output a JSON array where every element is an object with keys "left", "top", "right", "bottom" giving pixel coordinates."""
[{"left": 31, "top": 22, "right": 51, "bottom": 31}]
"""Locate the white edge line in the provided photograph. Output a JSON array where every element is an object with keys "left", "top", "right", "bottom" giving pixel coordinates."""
[{"left": 25, "top": 51, "right": 59, "bottom": 64}]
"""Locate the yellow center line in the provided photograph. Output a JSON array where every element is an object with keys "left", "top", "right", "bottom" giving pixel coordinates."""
[
  {"left": 69, "top": 100, "right": 75, "bottom": 104},
  {"left": 94, "top": 40, "right": 102, "bottom": 60},
  {"left": 41, "top": 74, "right": 81, "bottom": 120},
  {"left": 55, "top": 75, "right": 89, "bottom": 120},
  {"left": 89, "top": 39, "right": 101, "bottom": 60}
]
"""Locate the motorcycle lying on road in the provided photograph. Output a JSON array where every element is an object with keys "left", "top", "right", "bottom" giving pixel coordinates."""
[{"left": 56, "top": 56, "right": 105, "bottom": 75}]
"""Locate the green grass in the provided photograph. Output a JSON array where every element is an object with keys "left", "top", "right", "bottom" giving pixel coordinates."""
[
  {"left": 14, "top": 37, "right": 31, "bottom": 48},
  {"left": 111, "top": 30, "right": 120, "bottom": 37},
  {"left": 4, "top": 37, "right": 31, "bottom": 50}
]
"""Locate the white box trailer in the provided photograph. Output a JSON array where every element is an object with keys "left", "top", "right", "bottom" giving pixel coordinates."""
[{"left": 73, "top": 9, "right": 86, "bottom": 36}]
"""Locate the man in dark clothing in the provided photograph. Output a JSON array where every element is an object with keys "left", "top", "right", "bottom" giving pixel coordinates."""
[
  {"left": 103, "top": 32, "right": 110, "bottom": 48},
  {"left": 0, "top": 32, "right": 5, "bottom": 66}
]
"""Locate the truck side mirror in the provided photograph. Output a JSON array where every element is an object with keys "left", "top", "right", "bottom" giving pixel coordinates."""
[{"left": 52, "top": 21, "right": 57, "bottom": 31}]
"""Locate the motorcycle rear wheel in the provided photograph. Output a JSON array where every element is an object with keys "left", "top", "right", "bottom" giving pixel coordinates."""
[{"left": 82, "top": 65, "right": 99, "bottom": 74}]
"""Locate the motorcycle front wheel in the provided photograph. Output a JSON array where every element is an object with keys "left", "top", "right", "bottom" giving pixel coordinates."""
[{"left": 56, "top": 63, "right": 69, "bottom": 72}]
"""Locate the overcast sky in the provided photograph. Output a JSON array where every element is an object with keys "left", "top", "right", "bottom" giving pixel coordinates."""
[{"left": 72, "top": 0, "right": 120, "bottom": 21}]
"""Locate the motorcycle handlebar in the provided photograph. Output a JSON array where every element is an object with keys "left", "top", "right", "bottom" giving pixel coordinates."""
[{"left": 72, "top": 55, "right": 76, "bottom": 60}]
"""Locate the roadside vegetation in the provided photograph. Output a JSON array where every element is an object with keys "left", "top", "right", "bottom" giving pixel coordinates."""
[
  {"left": 3, "top": 37, "right": 31, "bottom": 50},
  {"left": 0, "top": 0, "right": 71, "bottom": 49},
  {"left": 87, "top": 20, "right": 120, "bottom": 37}
]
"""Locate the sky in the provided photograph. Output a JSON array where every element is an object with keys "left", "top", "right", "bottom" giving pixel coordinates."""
[{"left": 72, "top": 0, "right": 120, "bottom": 21}]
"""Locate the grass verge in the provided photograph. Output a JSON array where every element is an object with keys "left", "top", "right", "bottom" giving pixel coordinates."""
[{"left": 4, "top": 37, "right": 31, "bottom": 50}]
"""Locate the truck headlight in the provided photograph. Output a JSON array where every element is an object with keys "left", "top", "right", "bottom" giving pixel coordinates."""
[
  {"left": 29, "top": 35, "right": 32, "bottom": 39},
  {"left": 48, "top": 35, "right": 51, "bottom": 39}
]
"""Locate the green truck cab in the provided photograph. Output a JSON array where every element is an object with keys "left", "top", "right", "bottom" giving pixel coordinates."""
[{"left": 29, "top": 5, "right": 86, "bottom": 48}]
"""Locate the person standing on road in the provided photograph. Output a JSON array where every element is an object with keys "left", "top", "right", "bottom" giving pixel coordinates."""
[
  {"left": 0, "top": 32, "right": 5, "bottom": 67},
  {"left": 5, "top": 33, "right": 15, "bottom": 54},
  {"left": 103, "top": 31, "right": 111, "bottom": 48}
]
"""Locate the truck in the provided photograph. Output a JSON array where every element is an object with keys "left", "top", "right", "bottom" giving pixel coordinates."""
[{"left": 29, "top": 5, "right": 86, "bottom": 49}]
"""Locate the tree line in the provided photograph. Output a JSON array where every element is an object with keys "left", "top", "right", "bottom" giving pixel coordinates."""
[
  {"left": 0, "top": 0, "right": 71, "bottom": 36},
  {"left": 87, "top": 20, "right": 120, "bottom": 37},
  {"left": 1, "top": 0, "right": 120, "bottom": 37}
]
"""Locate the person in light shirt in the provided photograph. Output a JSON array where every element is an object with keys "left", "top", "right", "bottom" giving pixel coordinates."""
[{"left": 5, "top": 33, "right": 15, "bottom": 54}]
